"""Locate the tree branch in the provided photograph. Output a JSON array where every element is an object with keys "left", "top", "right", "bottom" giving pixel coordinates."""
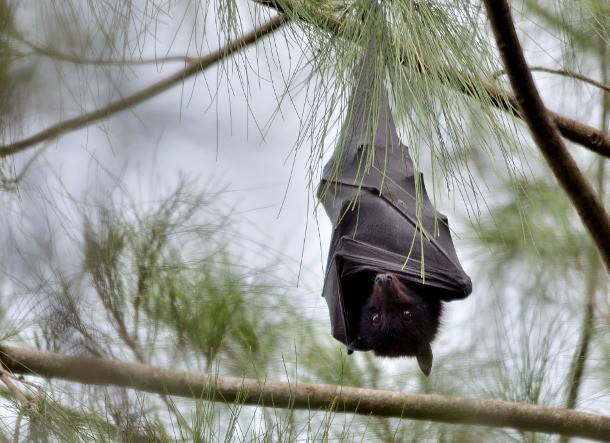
[
  {"left": 449, "top": 73, "right": 610, "bottom": 158},
  {"left": 0, "top": 14, "right": 289, "bottom": 158},
  {"left": 493, "top": 66, "right": 610, "bottom": 93},
  {"left": 0, "top": 366, "right": 33, "bottom": 410},
  {"left": 12, "top": 32, "right": 200, "bottom": 66},
  {"left": 564, "top": 58, "right": 609, "bottom": 434},
  {"left": 482, "top": 0, "right": 610, "bottom": 274},
  {"left": 0, "top": 344, "right": 609, "bottom": 441},
  {"left": 3, "top": 4, "right": 610, "bottom": 160},
  {"left": 253, "top": 0, "right": 610, "bottom": 158}
]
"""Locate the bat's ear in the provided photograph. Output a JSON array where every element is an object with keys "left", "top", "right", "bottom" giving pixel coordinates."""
[
  {"left": 416, "top": 343, "right": 433, "bottom": 376},
  {"left": 347, "top": 338, "right": 366, "bottom": 355}
]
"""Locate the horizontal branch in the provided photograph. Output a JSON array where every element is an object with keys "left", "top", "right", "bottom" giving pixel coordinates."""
[
  {"left": 463, "top": 77, "right": 610, "bottom": 159},
  {"left": 1, "top": 344, "right": 609, "bottom": 441},
  {"left": 254, "top": 0, "right": 610, "bottom": 158},
  {"left": 0, "top": 14, "right": 289, "bottom": 158},
  {"left": 493, "top": 66, "right": 610, "bottom": 93},
  {"left": 12, "top": 31, "right": 200, "bottom": 66},
  {"left": 3, "top": 5, "right": 609, "bottom": 160}
]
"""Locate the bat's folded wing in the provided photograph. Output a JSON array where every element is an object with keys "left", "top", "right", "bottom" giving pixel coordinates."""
[
  {"left": 318, "top": 33, "right": 472, "bottom": 348},
  {"left": 336, "top": 237, "right": 472, "bottom": 296},
  {"left": 323, "top": 234, "right": 472, "bottom": 346}
]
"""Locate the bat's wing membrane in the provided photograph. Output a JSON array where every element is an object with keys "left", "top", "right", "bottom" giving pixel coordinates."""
[{"left": 318, "top": 37, "right": 471, "bottom": 346}]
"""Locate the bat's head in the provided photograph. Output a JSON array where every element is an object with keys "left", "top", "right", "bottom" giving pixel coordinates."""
[{"left": 347, "top": 273, "right": 442, "bottom": 376}]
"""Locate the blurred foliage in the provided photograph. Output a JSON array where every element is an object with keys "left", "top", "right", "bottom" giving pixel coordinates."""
[
  {"left": 0, "top": 0, "right": 26, "bottom": 127},
  {"left": 0, "top": 0, "right": 33, "bottom": 188},
  {"left": 38, "top": 182, "right": 291, "bottom": 378}
]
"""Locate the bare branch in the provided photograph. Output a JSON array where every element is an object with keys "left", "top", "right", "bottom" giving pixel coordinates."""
[
  {"left": 0, "top": 366, "right": 33, "bottom": 409},
  {"left": 3, "top": 4, "right": 610, "bottom": 161},
  {"left": 481, "top": 0, "right": 610, "bottom": 274},
  {"left": 493, "top": 66, "right": 610, "bottom": 93},
  {"left": 1, "top": 344, "right": 609, "bottom": 441},
  {"left": 254, "top": 0, "right": 610, "bottom": 158},
  {"left": 564, "top": 259, "right": 597, "bottom": 420},
  {"left": 0, "top": 14, "right": 289, "bottom": 158},
  {"left": 27, "top": 51, "right": 199, "bottom": 67},
  {"left": 13, "top": 33, "right": 200, "bottom": 66}
]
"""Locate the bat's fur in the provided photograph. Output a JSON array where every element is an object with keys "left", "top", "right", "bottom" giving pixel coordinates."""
[{"left": 348, "top": 273, "right": 442, "bottom": 375}]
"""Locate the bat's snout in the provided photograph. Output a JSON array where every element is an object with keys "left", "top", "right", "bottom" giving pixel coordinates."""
[{"left": 375, "top": 273, "right": 393, "bottom": 287}]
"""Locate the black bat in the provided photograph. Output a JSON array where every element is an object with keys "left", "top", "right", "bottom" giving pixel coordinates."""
[{"left": 317, "top": 37, "right": 472, "bottom": 376}]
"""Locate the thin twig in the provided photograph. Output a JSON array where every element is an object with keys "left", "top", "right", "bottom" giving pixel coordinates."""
[
  {"left": 447, "top": 72, "right": 610, "bottom": 158},
  {"left": 563, "top": 258, "right": 597, "bottom": 409},
  {"left": 482, "top": 0, "right": 610, "bottom": 274},
  {"left": 13, "top": 411, "right": 23, "bottom": 443},
  {"left": 0, "top": 14, "right": 290, "bottom": 158},
  {"left": 91, "top": 276, "right": 195, "bottom": 435},
  {"left": 16, "top": 39, "right": 199, "bottom": 66},
  {"left": 24, "top": 50, "right": 200, "bottom": 66},
  {"left": 0, "top": 366, "right": 33, "bottom": 409},
  {"left": 3, "top": 4, "right": 610, "bottom": 160},
  {"left": 493, "top": 66, "right": 610, "bottom": 93},
  {"left": 562, "top": 46, "right": 609, "bottom": 443},
  {"left": 10, "top": 25, "right": 201, "bottom": 66},
  {"left": 253, "top": 0, "right": 610, "bottom": 158},
  {"left": 12, "top": 142, "right": 51, "bottom": 183},
  {"left": 0, "top": 344, "right": 609, "bottom": 441}
]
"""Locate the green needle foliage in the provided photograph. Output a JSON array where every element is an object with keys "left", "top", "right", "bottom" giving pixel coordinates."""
[
  {"left": 0, "top": 180, "right": 303, "bottom": 440},
  {"left": 284, "top": 0, "right": 521, "bottom": 209},
  {"left": 0, "top": 0, "right": 608, "bottom": 441}
]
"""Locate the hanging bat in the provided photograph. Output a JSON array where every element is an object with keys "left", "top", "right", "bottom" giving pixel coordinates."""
[
  {"left": 347, "top": 272, "right": 443, "bottom": 376},
  {"left": 317, "top": 38, "right": 472, "bottom": 376}
]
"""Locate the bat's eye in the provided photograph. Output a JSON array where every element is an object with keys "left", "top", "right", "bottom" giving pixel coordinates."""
[
  {"left": 402, "top": 310, "right": 412, "bottom": 320},
  {"left": 372, "top": 314, "right": 381, "bottom": 324}
]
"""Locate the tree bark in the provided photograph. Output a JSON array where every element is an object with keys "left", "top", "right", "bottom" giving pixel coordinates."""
[
  {"left": 254, "top": 0, "right": 610, "bottom": 158},
  {"left": 3, "top": 4, "right": 610, "bottom": 159},
  {"left": 1, "top": 344, "right": 609, "bottom": 441},
  {"left": 0, "top": 14, "right": 289, "bottom": 158},
  {"left": 482, "top": 0, "right": 610, "bottom": 274}
]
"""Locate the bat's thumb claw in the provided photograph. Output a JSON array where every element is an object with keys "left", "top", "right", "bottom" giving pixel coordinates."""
[{"left": 347, "top": 338, "right": 364, "bottom": 355}]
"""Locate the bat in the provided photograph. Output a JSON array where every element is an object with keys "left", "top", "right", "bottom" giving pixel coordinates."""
[
  {"left": 347, "top": 273, "right": 442, "bottom": 376},
  {"left": 317, "top": 35, "right": 472, "bottom": 376}
]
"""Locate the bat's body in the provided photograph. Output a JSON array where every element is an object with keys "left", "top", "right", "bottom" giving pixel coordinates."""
[{"left": 317, "top": 23, "right": 472, "bottom": 375}]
